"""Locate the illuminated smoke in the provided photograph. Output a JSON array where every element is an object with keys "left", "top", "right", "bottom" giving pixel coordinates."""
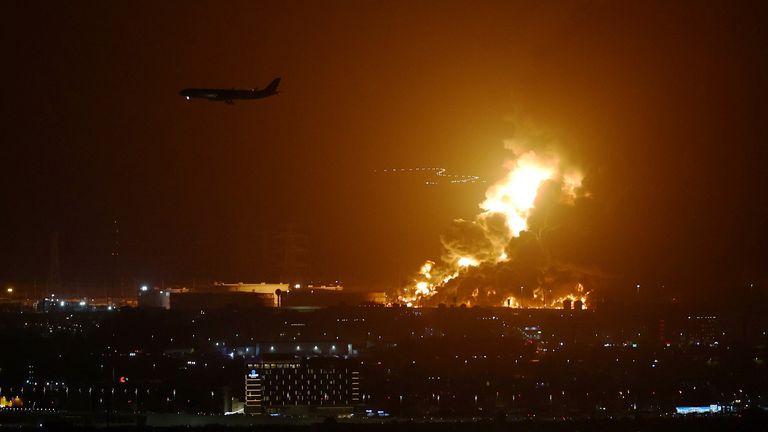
[{"left": 395, "top": 144, "right": 596, "bottom": 309}]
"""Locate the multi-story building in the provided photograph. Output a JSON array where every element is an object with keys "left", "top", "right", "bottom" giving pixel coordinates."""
[
  {"left": 245, "top": 355, "right": 360, "bottom": 415},
  {"left": 684, "top": 315, "right": 719, "bottom": 346}
]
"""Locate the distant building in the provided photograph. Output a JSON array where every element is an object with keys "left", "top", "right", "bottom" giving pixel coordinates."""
[
  {"left": 35, "top": 297, "right": 115, "bottom": 312},
  {"left": 137, "top": 285, "right": 171, "bottom": 309},
  {"left": 282, "top": 287, "right": 385, "bottom": 308},
  {"left": 675, "top": 404, "right": 726, "bottom": 415},
  {"left": 521, "top": 325, "right": 543, "bottom": 341},
  {"left": 658, "top": 319, "right": 669, "bottom": 345},
  {"left": 214, "top": 282, "right": 289, "bottom": 297},
  {"left": 230, "top": 342, "right": 356, "bottom": 358},
  {"left": 244, "top": 356, "right": 360, "bottom": 415},
  {"left": 170, "top": 283, "right": 288, "bottom": 311},
  {"left": 684, "top": 315, "right": 719, "bottom": 347},
  {"left": 167, "top": 282, "right": 385, "bottom": 311}
]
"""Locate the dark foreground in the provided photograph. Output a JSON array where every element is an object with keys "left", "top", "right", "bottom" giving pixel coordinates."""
[{"left": 3, "top": 414, "right": 768, "bottom": 432}]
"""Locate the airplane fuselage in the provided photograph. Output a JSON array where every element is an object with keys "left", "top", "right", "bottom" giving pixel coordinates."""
[{"left": 180, "top": 78, "right": 280, "bottom": 103}]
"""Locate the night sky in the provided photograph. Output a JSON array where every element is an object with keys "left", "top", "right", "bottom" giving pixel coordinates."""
[{"left": 3, "top": 1, "right": 768, "bottom": 297}]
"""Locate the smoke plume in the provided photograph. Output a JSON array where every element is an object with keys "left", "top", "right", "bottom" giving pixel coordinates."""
[{"left": 396, "top": 124, "right": 601, "bottom": 308}]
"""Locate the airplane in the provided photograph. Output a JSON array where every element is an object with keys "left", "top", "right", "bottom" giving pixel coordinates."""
[{"left": 179, "top": 77, "right": 281, "bottom": 104}]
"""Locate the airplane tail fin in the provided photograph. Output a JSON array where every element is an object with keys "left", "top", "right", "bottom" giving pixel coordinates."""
[{"left": 264, "top": 77, "right": 281, "bottom": 94}]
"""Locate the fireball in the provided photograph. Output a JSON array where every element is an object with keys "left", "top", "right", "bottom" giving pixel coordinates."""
[
  {"left": 480, "top": 152, "right": 557, "bottom": 236},
  {"left": 396, "top": 148, "right": 587, "bottom": 308}
]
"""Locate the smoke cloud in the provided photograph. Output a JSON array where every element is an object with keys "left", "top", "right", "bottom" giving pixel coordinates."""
[{"left": 396, "top": 120, "right": 603, "bottom": 308}]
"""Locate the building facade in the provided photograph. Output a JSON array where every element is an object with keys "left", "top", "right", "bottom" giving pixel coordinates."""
[{"left": 245, "top": 356, "right": 360, "bottom": 415}]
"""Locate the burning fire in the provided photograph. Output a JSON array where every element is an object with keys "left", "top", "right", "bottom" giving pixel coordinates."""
[
  {"left": 481, "top": 152, "right": 556, "bottom": 236},
  {"left": 457, "top": 256, "right": 479, "bottom": 267},
  {"left": 396, "top": 149, "right": 590, "bottom": 309}
]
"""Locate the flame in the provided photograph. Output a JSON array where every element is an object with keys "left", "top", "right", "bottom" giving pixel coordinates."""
[
  {"left": 551, "top": 283, "right": 590, "bottom": 309},
  {"left": 502, "top": 285, "right": 590, "bottom": 310},
  {"left": 396, "top": 149, "right": 586, "bottom": 308},
  {"left": 457, "top": 256, "right": 479, "bottom": 267},
  {"left": 415, "top": 281, "right": 430, "bottom": 296},
  {"left": 502, "top": 296, "right": 521, "bottom": 308},
  {"left": 480, "top": 152, "right": 557, "bottom": 236},
  {"left": 420, "top": 261, "right": 433, "bottom": 279},
  {"left": 552, "top": 294, "right": 589, "bottom": 309}
]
